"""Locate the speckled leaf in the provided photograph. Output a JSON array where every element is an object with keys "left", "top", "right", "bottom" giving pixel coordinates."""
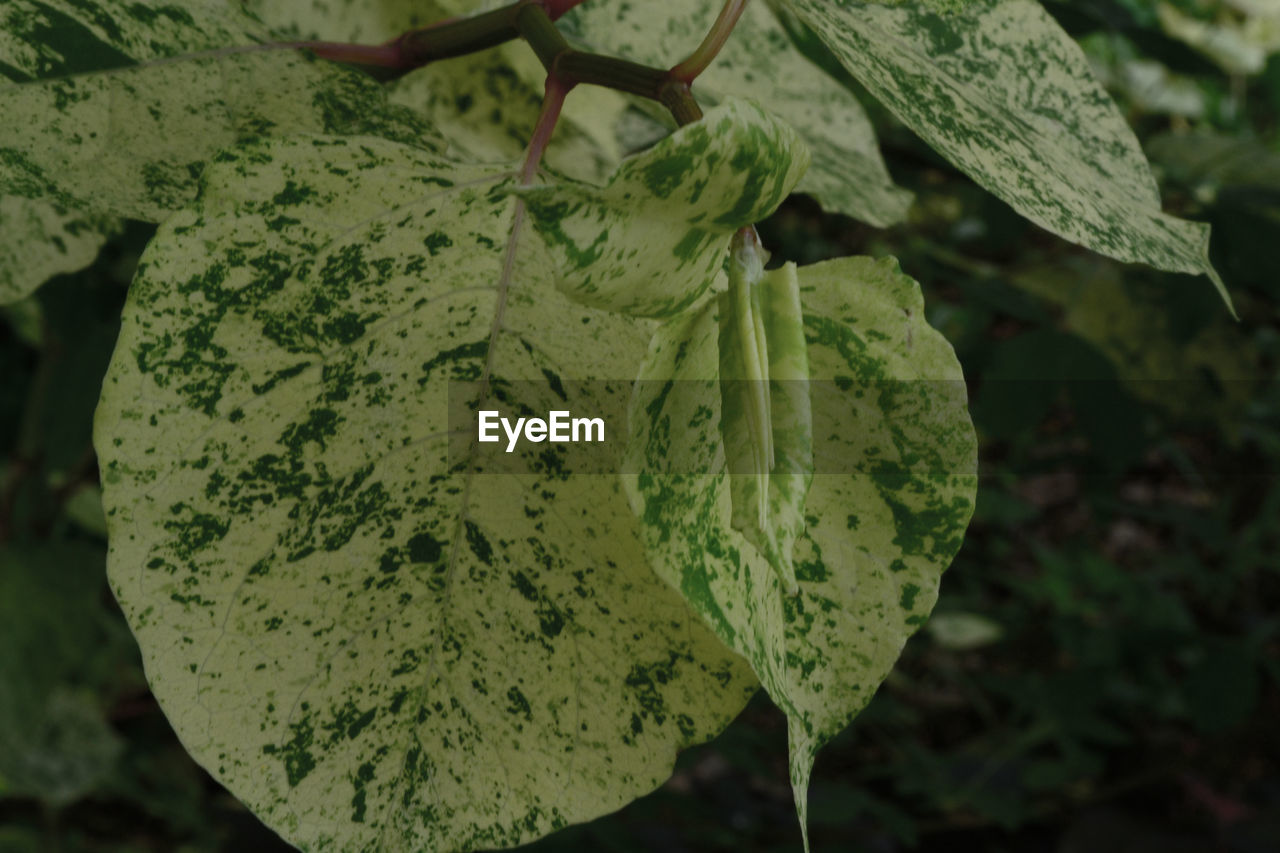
[
  {"left": 626, "top": 256, "right": 977, "bottom": 846},
  {"left": 241, "top": 0, "right": 623, "bottom": 184},
  {"left": 239, "top": 0, "right": 443, "bottom": 44},
  {"left": 780, "top": 0, "right": 1233, "bottom": 312},
  {"left": 388, "top": 45, "right": 619, "bottom": 183},
  {"left": 95, "top": 133, "right": 759, "bottom": 852},
  {"left": 432, "top": 0, "right": 637, "bottom": 168},
  {"left": 556, "top": 0, "right": 913, "bottom": 226},
  {"left": 0, "top": 197, "right": 117, "bottom": 304},
  {"left": 0, "top": 0, "right": 442, "bottom": 223},
  {"left": 521, "top": 99, "right": 809, "bottom": 317}
]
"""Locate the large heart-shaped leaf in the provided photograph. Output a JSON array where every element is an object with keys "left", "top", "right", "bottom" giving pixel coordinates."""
[
  {"left": 626, "top": 255, "right": 978, "bottom": 846},
  {"left": 96, "top": 101, "right": 805, "bottom": 851},
  {"left": 780, "top": 0, "right": 1233, "bottom": 312}
]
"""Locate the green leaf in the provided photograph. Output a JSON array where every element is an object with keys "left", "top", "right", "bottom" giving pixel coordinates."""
[
  {"left": 0, "top": 544, "right": 128, "bottom": 805},
  {"left": 926, "top": 611, "right": 1003, "bottom": 650},
  {"left": 2, "top": 292, "right": 44, "bottom": 346},
  {"left": 557, "top": 0, "right": 913, "bottom": 226},
  {"left": 239, "top": 0, "right": 444, "bottom": 43},
  {"left": 63, "top": 483, "right": 109, "bottom": 537},
  {"left": 1156, "top": 1, "right": 1280, "bottom": 76},
  {"left": 1147, "top": 130, "right": 1280, "bottom": 193},
  {"left": 95, "top": 121, "right": 771, "bottom": 850},
  {"left": 780, "top": 0, "right": 1234, "bottom": 314},
  {"left": 1080, "top": 32, "right": 1208, "bottom": 119},
  {"left": 625, "top": 255, "right": 977, "bottom": 847},
  {"left": 0, "top": 196, "right": 117, "bottom": 305},
  {"left": 0, "top": 1, "right": 443, "bottom": 223},
  {"left": 1005, "top": 256, "right": 1261, "bottom": 428},
  {"left": 521, "top": 99, "right": 809, "bottom": 317}
]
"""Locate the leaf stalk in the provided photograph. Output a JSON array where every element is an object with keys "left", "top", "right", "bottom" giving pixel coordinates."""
[{"left": 670, "top": 0, "right": 750, "bottom": 83}]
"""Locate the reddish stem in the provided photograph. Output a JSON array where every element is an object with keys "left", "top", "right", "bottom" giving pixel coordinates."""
[
  {"left": 670, "top": 0, "right": 749, "bottom": 83},
  {"left": 541, "top": 0, "right": 591, "bottom": 20},
  {"left": 296, "top": 39, "right": 409, "bottom": 68},
  {"left": 522, "top": 75, "right": 574, "bottom": 185},
  {"left": 300, "top": 4, "right": 522, "bottom": 75}
]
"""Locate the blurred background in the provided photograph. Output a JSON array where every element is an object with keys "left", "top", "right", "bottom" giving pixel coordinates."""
[{"left": 2, "top": 0, "right": 1278, "bottom": 850}]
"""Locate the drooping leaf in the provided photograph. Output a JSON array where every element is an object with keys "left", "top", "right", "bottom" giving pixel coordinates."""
[
  {"left": 94, "top": 106, "right": 798, "bottom": 849},
  {"left": 0, "top": 197, "right": 117, "bottom": 304},
  {"left": 521, "top": 99, "right": 809, "bottom": 317},
  {"left": 556, "top": 0, "right": 913, "bottom": 226},
  {"left": 626, "top": 255, "right": 977, "bottom": 846},
  {"left": 780, "top": 0, "right": 1234, "bottom": 313}
]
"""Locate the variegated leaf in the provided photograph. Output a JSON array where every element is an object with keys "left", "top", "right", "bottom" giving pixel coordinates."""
[
  {"left": 626, "top": 255, "right": 977, "bottom": 847},
  {"left": 0, "top": 197, "right": 117, "bottom": 304},
  {"left": 556, "top": 0, "right": 913, "bottom": 226},
  {"left": 781, "top": 0, "right": 1234, "bottom": 313},
  {"left": 389, "top": 46, "right": 621, "bottom": 183},
  {"left": 96, "top": 120, "right": 773, "bottom": 850},
  {"left": 401, "top": 0, "right": 635, "bottom": 177},
  {"left": 0, "top": 0, "right": 442, "bottom": 222},
  {"left": 521, "top": 99, "right": 809, "bottom": 317},
  {"left": 241, "top": 0, "right": 625, "bottom": 184},
  {"left": 239, "top": 0, "right": 443, "bottom": 44}
]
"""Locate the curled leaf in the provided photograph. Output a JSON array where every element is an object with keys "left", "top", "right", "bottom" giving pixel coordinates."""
[
  {"left": 521, "top": 99, "right": 809, "bottom": 317},
  {"left": 718, "top": 231, "right": 813, "bottom": 595}
]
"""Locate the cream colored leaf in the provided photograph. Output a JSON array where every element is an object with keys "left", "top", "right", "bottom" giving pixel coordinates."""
[
  {"left": 626, "top": 256, "right": 977, "bottom": 847},
  {"left": 95, "top": 119, "right": 782, "bottom": 849},
  {"left": 782, "top": 0, "right": 1234, "bottom": 313},
  {"left": 0, "top": 0, "right": 442, "bottom": 222}
]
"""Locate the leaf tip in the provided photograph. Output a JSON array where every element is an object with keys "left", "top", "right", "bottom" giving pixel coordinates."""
[
  {"left": 1207, "top": 266, "right": 1238, "bottom": 321},
  {"left": 788, "top": 718, "right": 816, "bottom": 853}
]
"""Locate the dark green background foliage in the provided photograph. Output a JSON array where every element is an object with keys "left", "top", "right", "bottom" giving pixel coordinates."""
[{"left": 3, "top": 2, "right": 1279, "bottom": 850}]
